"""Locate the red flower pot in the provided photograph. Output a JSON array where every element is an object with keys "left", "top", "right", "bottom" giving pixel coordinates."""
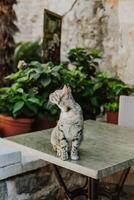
[
  {"left": 106, "top": 111, "right": 118, "bottom": 124},
  {"left": 32, "top": 118, "right": 57, "bottom": 131},
  {"left": 0, "top": 115, "right": 34, "bottom": 137}
]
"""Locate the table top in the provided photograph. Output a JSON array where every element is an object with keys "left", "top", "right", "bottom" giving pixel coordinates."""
[{"left": 6, "top": 120, "right": 134, "bottom": 179}]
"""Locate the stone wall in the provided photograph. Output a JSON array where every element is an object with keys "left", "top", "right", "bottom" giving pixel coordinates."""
[
  {"left": 14, "top": 0, "right": 75, "bottom": 42},
  {"left": 14, "top": 0, "right": 134, "bottom": 84},
  {"left": 14, "top": 1, "right": 118, "bottom": 71},
  {"left": 0, "top": 165, "right": 85, "bottom": 200},
  {"left": 118, "top": 0, "right": 134, "bottom": 85},
  {"left": 1, "top": 164, "right": 134, "bottom": 200}
]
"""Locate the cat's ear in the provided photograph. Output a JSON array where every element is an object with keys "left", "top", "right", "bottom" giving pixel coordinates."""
[{"left": 63, "top": 85, "right": 71, "bottom": 95}]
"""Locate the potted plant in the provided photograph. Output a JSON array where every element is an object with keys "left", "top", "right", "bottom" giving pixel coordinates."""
[
  {"left": 104, "top": 102, "right": 119, "bottom": 124},
  {"left": 13, "top": 46, "right": 104, "bottom": 121},
  {"left": 63, "top": 48, "right": 103, "bottom": 120},
  {"left": 0, "top": 84, "right": 44, "bottom": 136},
  {"left": 103, "top": 76, "right": 134, "bottom": 124},
  {"left": 5, "top": 61, "right": 61, "bottom": 131}
]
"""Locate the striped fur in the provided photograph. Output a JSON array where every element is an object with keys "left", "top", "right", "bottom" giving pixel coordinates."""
[{"left": 49, "top": 85, "right": 84, "bottom": 161}]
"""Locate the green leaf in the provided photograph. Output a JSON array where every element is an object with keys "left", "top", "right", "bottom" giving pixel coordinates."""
[
  {"left": 26, "top": 102, "right": 38, "bottom": 113},
  {"left": 5, "top": 72, "right": 21, "bottom": 80},
  {"left": 93, "top": 82, "right": 103, "bottom": 91},
  {"left": 28, "top": 97, "right": 41, "bottom": 105},
  {"left": 13, "top": 101, "right": 24, "bottom": 114},
  {"left": 90, "top": 97, "right": 99, "bottom": 107},
  {"left": 29, "top": 72, "right": 40, "bottom": 80},
  {"left": 41, "top": 78, "right": 51, "bottom": 88},
  {"left": 17, "top": 88, "right": 24, "bottom": 93},
  {"left": 17, "top": 76, "right": 29, "bottom": 83}
]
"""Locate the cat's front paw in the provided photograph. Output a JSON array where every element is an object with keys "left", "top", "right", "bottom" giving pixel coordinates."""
[
  {"left": 71, "top": 152, "right": 79, "bottom": 160},
  {"left": 61, "top": 151, "right": 68, "bottom": 161},
  {"left": 57, "top": 149, "right": 61, "bottom": 157}
]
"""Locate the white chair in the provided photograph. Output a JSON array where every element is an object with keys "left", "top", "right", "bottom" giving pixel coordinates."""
[
  {"left": 118, "top": 95, "right": 134, "bottom": 128},
  {"left": 112, "top": 96, "right": 134, "bottom": 199}
]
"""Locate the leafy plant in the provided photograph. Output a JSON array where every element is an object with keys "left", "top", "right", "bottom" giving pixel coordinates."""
[
  {"left": 104, "top": 102, "right": 119, "bottom": 112},
  {"left": 5, "top": 61, "right": 62, "bottom": 119},
  {"left": 57, "top": 48, "right": 102, "bottom": 119},
  {"left": 12, "top": 46, "right": 102, "bottom": 119},
  {"left": 98, "top": 72, "right": 134, "bottom": 112},
  {"left": 106, "top": 79, "right": 133, "bottom": 103},
  {"left": 68, "top": 48, "right": 102, "bottom": 78},
  {"left": 62, "top": 68, "right": 134, "bottom": 118},
  {"left": 14, "top": 40, "right": 41, "bottom": 66},
  {"left": 6, "top": 45, "right": 133, "bottom": 121},
  {"left": 0, "top": 85, "right": 44, "bottom": 118},
  {"left": 58, "top": 65, "right": 103, "bottom": 119}
]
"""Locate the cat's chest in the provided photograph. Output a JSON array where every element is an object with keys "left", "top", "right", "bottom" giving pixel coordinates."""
[
  {"left": 59, "top": 111, "right": 81, "bottom": 139},
  {"left": 60, "top": 110, "right": 77, "bottom": 121}
]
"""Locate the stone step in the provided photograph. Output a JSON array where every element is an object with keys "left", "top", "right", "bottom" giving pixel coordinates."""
[{"left": 0, "top": 141, "right": 21, "bottom": 168}]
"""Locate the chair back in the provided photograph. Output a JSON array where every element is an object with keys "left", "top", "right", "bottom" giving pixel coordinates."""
[{"left": 118, "top": 95, "right": 134, "bottom": 128}]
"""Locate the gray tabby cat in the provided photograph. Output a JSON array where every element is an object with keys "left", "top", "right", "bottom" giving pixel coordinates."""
[{"left": 49, "top": 85, "right": 84, "bottom": 161}]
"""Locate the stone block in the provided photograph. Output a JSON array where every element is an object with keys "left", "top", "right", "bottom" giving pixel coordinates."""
[
  {"left": 15, "top": 167, "right": 51, "bottom": 194},
  {"left": 0, "top": 182, "right": 7, "bottom": 200},
  {"left": 0, "top": 163, "right": 22, "bottom": 180},
  {"left": 0, "top": 142, "right": 21, "bottom": 168}
]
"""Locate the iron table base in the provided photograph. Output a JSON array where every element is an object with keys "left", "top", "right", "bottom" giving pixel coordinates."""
[{"left": 52, "top": 165, "right": 130, "bottom": 200}]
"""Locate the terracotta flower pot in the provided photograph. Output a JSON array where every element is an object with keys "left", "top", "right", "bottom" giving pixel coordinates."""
[
  {"left": 0, "top": 115, "right": 34, "bottom": 137},
  {"left": 106, "top": 111, "right": 118, "bottom": 124},
  {"left": 32, "top": 117, "right": 57, "bottom": 131}
]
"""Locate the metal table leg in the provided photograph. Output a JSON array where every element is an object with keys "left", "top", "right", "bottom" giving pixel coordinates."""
[
  {"left": 114, "top": 167, "right": 130, "bottom": 197},
  {"left": 52, "top": 164, "right": 72, "bottom": 200},
  {"left": 52, "top": 164, "right": 88, "bottom": 199},
  {"left": 99, "top": 167, "right": 131, "bottom": 200},
  {"left": 88, "top": 177, "right": 99, "bottom": 200},
  {"left": 52, "top": 164, "right": 130, "bottom": 200}
]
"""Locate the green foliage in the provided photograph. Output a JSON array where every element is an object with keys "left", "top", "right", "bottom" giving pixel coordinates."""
[
  {"left": 61, "top": 66, "right": 134, "bottom": 118},
  {"left": 14, "top": 40, "right": 41, "bottom": 66},
  {"left": 5, "top": 61, "right": 62, "bottom": 119},
  {"left": 68, "top": 48, "right": 102, "bottom": 78},
  {"left": 98, "top": 72, "right": 134, "bottom": 112},
  {"left": 106, "top": 79, "right": 133, "bottom": 102},
  {"left": 63, "top": 48, "right": 102, "bottom": 119},
  {"left": 104, "top": 102, "right": 119, "bottom": 112},
  {"left": 0, "top": 86, "right": 44, "bottom": 118},
  {"left": 2, "top": 45, "right": 133, "bottom": 120}
]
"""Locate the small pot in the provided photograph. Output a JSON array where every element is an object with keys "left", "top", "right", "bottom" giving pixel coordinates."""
[
  {"left": 0, "top": 115, "right": 34, "bottom": 137},
  {"left": 106, "top": 111, "right": 118, "bottom": 124},
  {"left": 32, "top": 117, "right": 57, "bottom": 131}
]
